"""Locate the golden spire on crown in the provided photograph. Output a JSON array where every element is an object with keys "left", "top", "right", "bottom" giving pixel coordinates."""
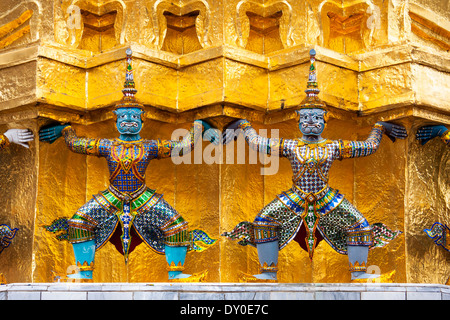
[
  {"left": 298, "top": 49, "right": 327, "bottom": 110},
  {"left": 114, "top": 48, "right": 144, "bottom": 110}
]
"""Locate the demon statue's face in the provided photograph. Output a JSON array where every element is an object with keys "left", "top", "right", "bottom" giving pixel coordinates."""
[
  {"left": 114, "top": 107, "right": 144, "bottom": 139},
  {"left": 297, "top": 108, "right": 327, "bottom": 138}
]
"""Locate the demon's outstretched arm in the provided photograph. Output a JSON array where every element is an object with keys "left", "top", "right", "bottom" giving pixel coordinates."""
[
  {"left": 222, "top": 119, "right": 285, "bottom": 157},
  {"left": 40, "top": 123, "right": 110, "bottom": 157},
  {"left": 156, "top": 120, "right": 219, "bottom": 159},
  {"left": 337, "top": 122, "right": 407, "bottom": 160}
]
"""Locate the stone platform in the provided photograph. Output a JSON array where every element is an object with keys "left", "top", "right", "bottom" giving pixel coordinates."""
[{"left": 0, "top": 282, "right": 449, "bottom": 300}]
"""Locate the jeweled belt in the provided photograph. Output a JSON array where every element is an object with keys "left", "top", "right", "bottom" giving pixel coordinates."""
[
  {"left": 292, "top": 184, "right": 330, "bottom": 202},
  {"left": 108, "top": 183, "right": 147, "bottom": 202}
]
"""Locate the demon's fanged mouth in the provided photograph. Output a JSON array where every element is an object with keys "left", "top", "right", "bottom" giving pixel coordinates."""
[
  {"left": 301, "top": 123, "right": 322, "bottom": 129},
  {"left": 120, "top": 122, "right": 138, "bottom": 128}
]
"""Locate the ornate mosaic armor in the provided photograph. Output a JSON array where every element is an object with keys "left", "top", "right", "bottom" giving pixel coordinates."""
[
  {"left": 425, "top": 222, "right": 450, "bottom": 252},
  {"left": 224, "top": 121, "right": 398, "bottom": 259},
  {"left": 62, "top": 122, "right": 207, "bottom": 261},
  {"left": 441, "top": 129, "right": 450, "bottom": 145},
  {"left": 0, "top": 134, "right": 10, "bottom": 151},
  {"left": 223, "top": 50, "right": 404, "bottom": 282},
  {"left": 41, "top": 50, "right": 216, "bottom": 282},
  {"left": 0, "top": 224, "right": 18, "bottom": 254}
]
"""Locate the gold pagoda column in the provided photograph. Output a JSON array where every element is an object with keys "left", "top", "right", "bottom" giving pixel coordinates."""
[{"left": 0, "top": 0, "right": 447, "bottom": 283}]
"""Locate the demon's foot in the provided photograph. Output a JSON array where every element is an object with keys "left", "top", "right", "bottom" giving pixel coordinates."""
[
  {"left": 238, "top": 271, "right": 277, "bottom": 283},
  {"left": 168, "top": 270, "right": 208, "bottom": 282}
]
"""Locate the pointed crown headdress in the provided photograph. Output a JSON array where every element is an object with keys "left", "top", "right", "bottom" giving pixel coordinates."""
[
  {"left": 298, "top": 49, "right": 327, "bottom": 111},
  {"left": 114, "top": 48, "right": 144, "bottom": 110}
]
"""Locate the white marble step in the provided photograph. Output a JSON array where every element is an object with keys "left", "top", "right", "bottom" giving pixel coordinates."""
[{"left": 0, "top": 282, "right": 448, "bottom": 300}]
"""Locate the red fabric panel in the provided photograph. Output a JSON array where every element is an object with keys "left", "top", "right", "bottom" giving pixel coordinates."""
[
  {"left": 293, "top": 223, "right": 323, "bottom": 253},
  {"left": 109, "top": 226, "right": 143, "bottom": 255}
]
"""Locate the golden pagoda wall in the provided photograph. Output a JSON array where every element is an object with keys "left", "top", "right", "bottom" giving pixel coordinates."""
[
  {"left": 0, "top": 0, "right": 448, "bottom": 284},
  {"left": 0, "top": 121, "right": 38, "bottom": 284}
]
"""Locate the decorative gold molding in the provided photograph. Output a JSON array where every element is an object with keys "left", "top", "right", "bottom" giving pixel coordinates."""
[
  {"left": 408, "top": 3, "right": 450, "bottom": 51},
  {"left": 317, "top": 0, "right": 381, "bottom": 53},
  {"left": 55, "top": 0, "right": 126, "bottom": 51},
  {"left": 0, "top": 42, "right": 448, "bottom": 125},
  {"left": 0, "top": 10, "right": 33, "bottom": 50},
  {"left": 75, "top": 261, "right": 95, "bottom": 272},
  {"left": 349, "top": 261, "right": 367, "bottom": 272},
  {"left": 235, "top": 0, "right": 293, "bottom": 51},
  {"left": 260, "top": 262, "right": 278, "bottom": 273},
  {"left": 148, "top": 0, "right": 211, "bottom": 51},
  {"left": 0, "top": 0, "right": 41, "bottom": 51},
  {"left": 167, "top": 261, "right": 184, "bottom": 272}
]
